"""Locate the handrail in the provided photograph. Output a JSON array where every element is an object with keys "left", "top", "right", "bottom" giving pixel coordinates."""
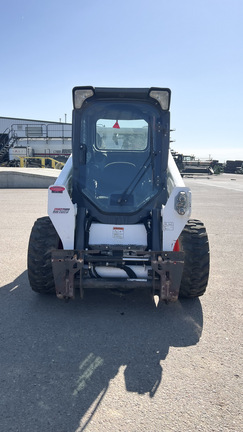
[
  {"left": 10, "top": 123, "right": 72, "bottom": 139},
  {"left": 0, "top": 127, "right": 10, "bottom": 144}
]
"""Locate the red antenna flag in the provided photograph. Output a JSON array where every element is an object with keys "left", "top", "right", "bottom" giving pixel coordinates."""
[{"left": 113, "top": 120, "right": 120, "bottom": 129}]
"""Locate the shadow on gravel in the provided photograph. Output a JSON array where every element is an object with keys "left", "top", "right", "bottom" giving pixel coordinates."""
[{"left": 0, "top": 271, "right": 203, "bottom": 432}]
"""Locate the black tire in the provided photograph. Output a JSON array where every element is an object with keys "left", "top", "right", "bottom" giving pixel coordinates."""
[
  {"left": 27, "top": 216, "right": 61, "bottom": 294},
  {"left": 179, "top": 219, "right": 209, "bottom": 298}
]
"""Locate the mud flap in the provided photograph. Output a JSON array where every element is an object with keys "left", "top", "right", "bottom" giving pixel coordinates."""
[
  {"left": 151, "top": 252, "right": 184, "bottom": 301},
  {"left": 52, "top": 250, "right": 84, "bottom": 299}
]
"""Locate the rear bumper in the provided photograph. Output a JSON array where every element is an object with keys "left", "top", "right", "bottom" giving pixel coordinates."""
[{"left": 51, "top": 249, "right": 184, "bottom": 302}]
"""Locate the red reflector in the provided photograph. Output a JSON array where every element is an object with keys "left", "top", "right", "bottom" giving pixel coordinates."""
[
  {"left": 173, "top": 239, "right": 180, "bottom": 251},
  {"left": 50, "top": 186, "right": 65, "bottom": 193},
  {"left": 113, "top": 120, "right": 120, "bottom": 129}
]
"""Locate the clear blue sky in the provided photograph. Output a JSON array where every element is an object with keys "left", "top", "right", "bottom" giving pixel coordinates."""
[{"left": 1, "top": 0, "right": 242, "bottom": 162}]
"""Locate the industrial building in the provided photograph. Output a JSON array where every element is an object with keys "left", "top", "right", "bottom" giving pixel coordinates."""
[{"left": 0, "top": 116, "right": 72, "bottom": 165}]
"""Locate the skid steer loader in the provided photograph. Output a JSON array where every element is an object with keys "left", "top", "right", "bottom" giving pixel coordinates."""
[{"left": 27, "top": 87, "right": 209, "bottom": 301}]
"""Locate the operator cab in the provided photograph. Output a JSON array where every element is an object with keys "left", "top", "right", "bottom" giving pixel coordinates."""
[{"left": 72, "top": 87, "right": 171, "bottom": 225}]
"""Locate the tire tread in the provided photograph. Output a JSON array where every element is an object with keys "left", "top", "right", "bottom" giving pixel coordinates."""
[
  {"left": 27, "top": 216, "right": 60, "bottom": 294},
  {"left": 179, "top": 219, "right": 210, "bottom": 298}
]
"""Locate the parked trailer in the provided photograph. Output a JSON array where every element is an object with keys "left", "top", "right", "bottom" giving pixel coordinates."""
[{"left": 8, "top": 138, "right": 71, "bottom": 163}]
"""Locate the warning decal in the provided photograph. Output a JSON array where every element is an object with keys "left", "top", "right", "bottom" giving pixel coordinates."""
[
  {"left": 112, "top": 227, "right": 124, "bottom": 239},
  {"left": 163, "top": 222, "right": 174, "bottom": 231}
]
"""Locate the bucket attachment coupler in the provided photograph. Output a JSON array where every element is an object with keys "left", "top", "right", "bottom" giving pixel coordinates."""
[
  {"left": 51, "top": 249, "right": 184, "bottom": 302},
  {"left": 151, "top": 252, "right": 184, "bottom": 301},
  {"left": 52, "top": 250, "right": 84, "bottom": 299}
]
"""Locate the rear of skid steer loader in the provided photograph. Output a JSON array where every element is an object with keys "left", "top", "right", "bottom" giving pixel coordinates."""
[{"left": 27, "top": 87, "right": 209, "bottom": 302}]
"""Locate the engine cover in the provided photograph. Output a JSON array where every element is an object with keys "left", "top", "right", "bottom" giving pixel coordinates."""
[{"left": 88, "top": 223, "right": 147, "bottom": 249}]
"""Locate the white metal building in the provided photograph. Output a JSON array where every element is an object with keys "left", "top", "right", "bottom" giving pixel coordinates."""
[{"left": 0, "top": 116, "right": 72, "bottom": 163}]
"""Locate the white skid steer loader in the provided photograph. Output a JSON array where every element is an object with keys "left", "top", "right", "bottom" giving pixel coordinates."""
[{"left": 27, "top": 87, "right": 209, "bottom": 301}]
